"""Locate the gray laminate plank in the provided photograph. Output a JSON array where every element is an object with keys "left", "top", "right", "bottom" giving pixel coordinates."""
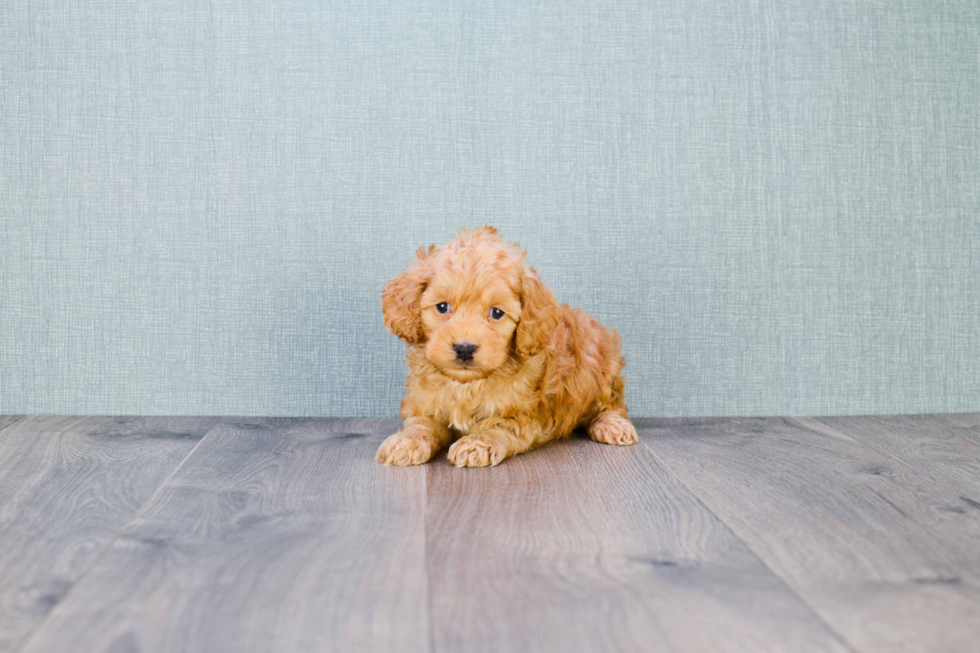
[
  {"left": 638, "top": 417, "right": 980, "bottom": 653},
  {"left": 426, "top": 435, "right": 850, "bottom": 653},
  {"left": 19, "top": 418, "right": 428, "bottom": 653},
  {"left": 0, "top": 416, "right": 216, "bottom": 653},
  {"left": 0, "top": 416, "right": 25, "bottom": 432},
  {"left": 806, "top": 414, "right": 980, "bottom": 506}
]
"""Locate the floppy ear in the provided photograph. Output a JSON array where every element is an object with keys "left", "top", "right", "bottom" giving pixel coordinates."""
[
  {"left": 381, "top": 246, "right": 433, "bottom": 345},
  {"left": 515, "top": 266, "right": 561, "bottom": 357}
]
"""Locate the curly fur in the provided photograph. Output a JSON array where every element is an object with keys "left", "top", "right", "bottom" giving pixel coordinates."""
[{"left": 377, "top": 226, "right": 637, "bottom": 467}]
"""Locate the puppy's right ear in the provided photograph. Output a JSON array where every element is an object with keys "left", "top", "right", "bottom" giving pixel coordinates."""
[{"left": 381, "top": 246, "right": 434, "bottom": 345}]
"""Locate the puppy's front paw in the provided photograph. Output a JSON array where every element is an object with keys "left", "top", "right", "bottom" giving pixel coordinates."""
[
  {"left": 447, "top": 435, "right": 506, "bottom": 468},
  {"left": 376, "top": 427, "right": 437, "bottom": 466},
  {"left": 589, "top": 412, "right": 638, "bottom": 446}
]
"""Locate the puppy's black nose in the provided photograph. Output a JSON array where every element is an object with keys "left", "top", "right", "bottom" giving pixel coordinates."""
[{"left": 454, "top": 342, "right": 477, "bottom": 361}]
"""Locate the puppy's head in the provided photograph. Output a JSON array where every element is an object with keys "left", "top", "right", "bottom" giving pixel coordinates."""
[{"left": 382, "top": 226, "right": 560, "bottom": 382}]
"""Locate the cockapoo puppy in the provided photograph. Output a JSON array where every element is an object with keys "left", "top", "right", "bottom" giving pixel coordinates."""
[{"left": 376, "top": 227, "right": 637, "bottom": 467}]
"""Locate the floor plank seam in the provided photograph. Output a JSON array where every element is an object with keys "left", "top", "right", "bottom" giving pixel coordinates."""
[
  {"left": 11, "top": 416, "right": 224, "bottom": 653},
  {"left": 423, "top": 465, "right": 436, "bottom": 653},
  {"left": 635, "top": 434, "right": 862, "bottom": 653}
]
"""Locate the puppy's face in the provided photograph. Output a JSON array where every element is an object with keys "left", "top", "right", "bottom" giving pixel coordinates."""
[
  {"left": 382, "top": 227, "right": 560, "bottom": 383},
  {"left": 419, "top": 259, "right": 522, "bottom": 382}
]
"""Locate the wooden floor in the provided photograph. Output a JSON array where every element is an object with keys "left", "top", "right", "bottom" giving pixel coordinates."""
[{"left": 0, "top": 415, "right": 978, "bottom": 653}]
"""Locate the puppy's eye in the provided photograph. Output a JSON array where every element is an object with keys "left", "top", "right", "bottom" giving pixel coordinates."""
[
  {"left": 490, "top": 307, "right": 505, "bottom": 320},
  {"left": 435, "top": 302, "right": 450, "bottom": 314}
]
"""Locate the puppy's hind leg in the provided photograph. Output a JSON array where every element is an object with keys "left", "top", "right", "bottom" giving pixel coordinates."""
[{"left": 588, "top": 408, "right": 638, "bottom": 446}]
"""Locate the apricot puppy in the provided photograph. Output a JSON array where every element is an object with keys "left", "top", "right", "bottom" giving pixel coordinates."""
[{"left": 376, "top": 227, "right": 637, "bottom": 468}]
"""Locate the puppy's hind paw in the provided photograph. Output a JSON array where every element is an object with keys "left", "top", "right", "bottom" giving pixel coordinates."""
[
  {"left": 588, "top": 412, "right": 638, "bottom": 446},
  {"left": 376, "top": 428, "right": 437, "bottom": 466},
  {"left": 447, "top": 436, "right": 506, "bottom": 468}
]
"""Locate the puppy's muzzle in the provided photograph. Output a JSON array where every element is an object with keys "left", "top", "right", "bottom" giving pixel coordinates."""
[{"left": 453, "top": 342, "right": 478, "bottom": 362}]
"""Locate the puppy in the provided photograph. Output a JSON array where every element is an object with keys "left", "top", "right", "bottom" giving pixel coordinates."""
[{"left": 376, "top": 226, "right": 637, "bottom": 467}]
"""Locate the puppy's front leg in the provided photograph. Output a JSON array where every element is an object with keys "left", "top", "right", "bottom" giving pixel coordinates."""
[
  {"left": 447, "top": 417, "right": 539, "bottom": 468},
  {"left": 376, "top": 417, "right": 452, "bottom": 466}
]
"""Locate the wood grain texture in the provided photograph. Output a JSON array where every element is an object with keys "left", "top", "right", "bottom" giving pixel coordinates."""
[
  {"left": 19, "top": 418, "right": 428, "bottom": 653},
  {"left": 638, "top": 417, "right": 980, "bottom": 653},
  {"left": 0, "top": 416, "right": 216, "bottom": 653},
  {"left": 0, "top": 416, "right": 25, "bottom": 431},
  {"left": 426, "top": 435, "right": 850, "bottom": 653},
  {"left": 807, "top": 414, "right": 980, "bottom": 506}
]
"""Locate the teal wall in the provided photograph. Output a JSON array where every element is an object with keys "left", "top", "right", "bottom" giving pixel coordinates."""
[{"left": 2, "top": 1, "right": 978, "bottom": 417}]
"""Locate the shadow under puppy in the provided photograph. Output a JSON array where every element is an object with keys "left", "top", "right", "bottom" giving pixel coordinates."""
[{"left": 377, "top": 226, "right": 637, "bottom": 467}]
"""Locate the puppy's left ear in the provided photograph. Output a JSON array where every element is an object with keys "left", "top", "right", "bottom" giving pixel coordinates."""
[
  {"left": 381, "top": 246, "right": 433, "bottom": 345},
  {"left": 516, "top": 266, "right": 561, "bottom": 357}
]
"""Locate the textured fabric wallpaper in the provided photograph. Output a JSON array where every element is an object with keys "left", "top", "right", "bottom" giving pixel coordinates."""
[{"left": 1, "top": 1, "right": 978, "bottom": 417}]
